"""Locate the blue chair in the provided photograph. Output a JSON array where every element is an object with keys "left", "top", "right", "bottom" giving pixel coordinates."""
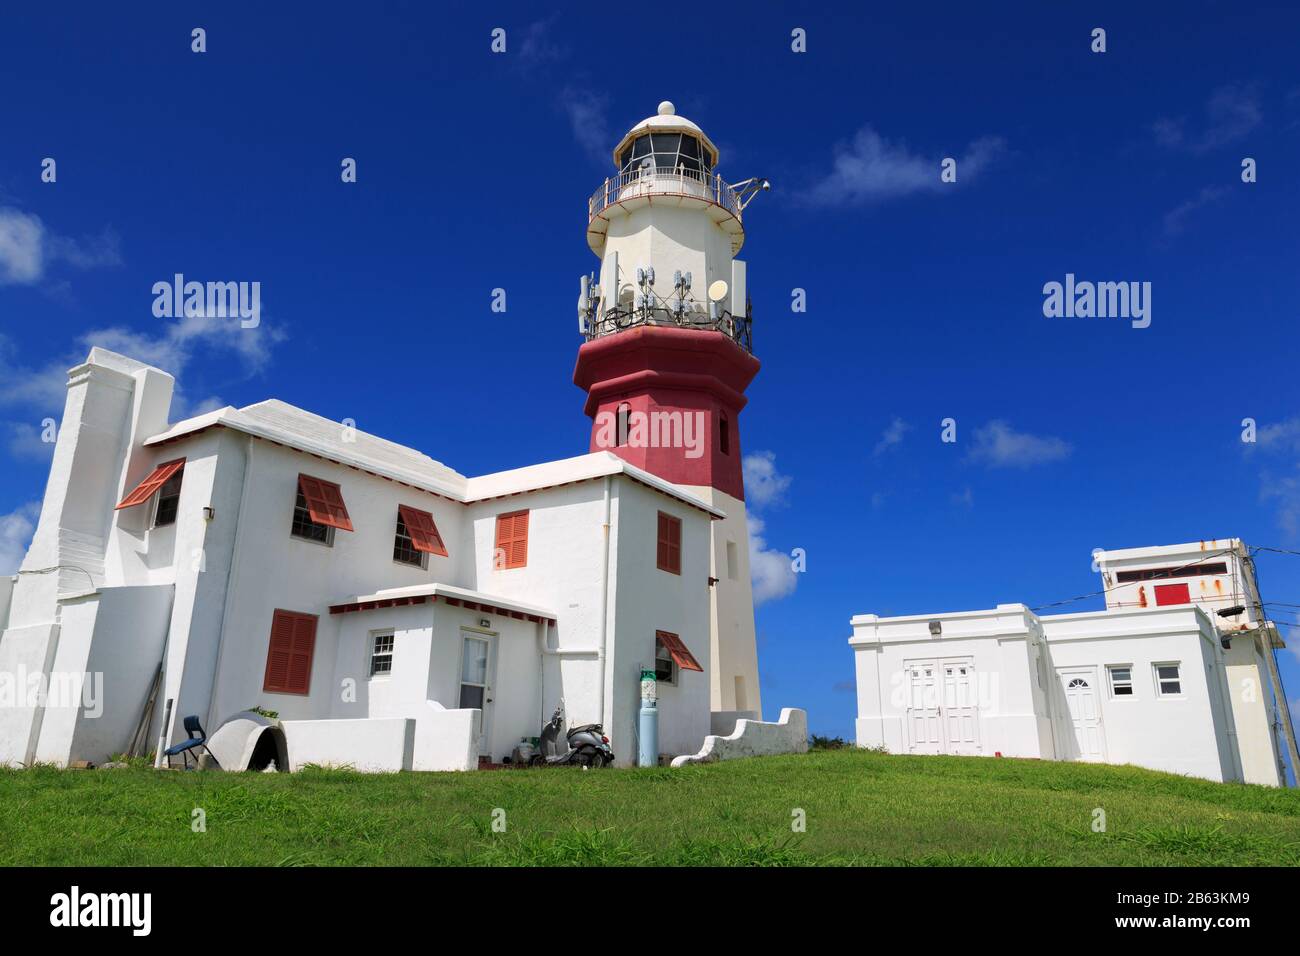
[{"left": 163, "top": 716, "right": 211, "bottom": 769}]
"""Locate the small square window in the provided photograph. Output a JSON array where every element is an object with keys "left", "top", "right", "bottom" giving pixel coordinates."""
[
  {"left": 392, "top": 514, "right": 428, "bottom": 569},
  {"left": 1107, "top": 665, "right": 1134, "bottom": 697},
  {"left": 151, "top": 467, "right": 184, "bottom": 528},
  {"left": 654, "top": 638, "right": 676, "bottom": 685},
  {"left": 370, "top": 632, "right": 394, "bottom": 678},
  {"left": 291, "top": 489, "right": 335, "bottom": 546},
  {"left": 1155, "top": 663, "right": 1182, "bottom": 697}
]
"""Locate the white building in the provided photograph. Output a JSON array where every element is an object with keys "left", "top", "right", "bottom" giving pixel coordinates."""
[
  {"left": 850, "top": 540, "right": 1296, "bottom": 786},
  {"left": 0, "top": 102, "right": 790, "bottom": 771}
]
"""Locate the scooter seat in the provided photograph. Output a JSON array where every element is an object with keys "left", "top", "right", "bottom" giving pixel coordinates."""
[{"left": 568, "top": 723, "right": 602, "bottom": 735}]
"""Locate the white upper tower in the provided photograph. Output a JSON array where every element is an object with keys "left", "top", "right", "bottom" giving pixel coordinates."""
[{"left": 581, "top": 101, "right": 768, "bottom": 340}]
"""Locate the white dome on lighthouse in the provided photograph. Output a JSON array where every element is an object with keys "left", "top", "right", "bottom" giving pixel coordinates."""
[{"left": 611, "top": 100, "right": 720, "bottom": 168}]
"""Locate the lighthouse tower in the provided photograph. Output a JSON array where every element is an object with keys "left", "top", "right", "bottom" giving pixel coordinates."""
[{"left": 573, "top": 101, "right": 770, "bottom": 717}]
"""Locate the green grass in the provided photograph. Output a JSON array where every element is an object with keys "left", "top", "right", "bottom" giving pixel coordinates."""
[{"left": 2, "top": 749, "right": 1298, "bottom": 866}]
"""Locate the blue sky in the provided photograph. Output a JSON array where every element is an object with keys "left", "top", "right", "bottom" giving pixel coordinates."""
[{"left": 2, "top": 3, "right": 1299, "bottom": 755}]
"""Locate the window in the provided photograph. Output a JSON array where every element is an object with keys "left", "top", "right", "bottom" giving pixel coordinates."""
[
  {"left": 726, "top": 540, "right": 739, "bottom": 581},
  {"left": 1115, "top": 562, "right": 1227, "bottom": 583},
  {"left": 263, "top": 610, "right": 317, "bottom": 695},
  {"left": 1155, "top": 663, "right": 1182, "bottom": 697},
  {"left": 398, "top": 505, "right": 448, "bottom": 557},
  {"left": 655, "top": 630, "right": 703, "bottom": 682},
  {"left": 292, "top": 474, "right": 352, "bottom": 545},
  {"left": 1154, "top": 583, "right": 1190, "bottom": 606},
  {"left": 392, "top": 514, "right": 427, "bottom": 568},
  {"left": 719, "top": 415, "right": 730, "bottom": 455},
  {"left": 115, "top": 458, "right": 186, "bottom": 511},
  {"left": 655, "top": 639, "right": 676, "bottom": 684},
  {"left": 494, "top": 510, "right": 529, "bottom": 569},
  {"left": 616, "top": 403, "right": 630, "bottom": 447},
  {"left": 291, "top": 488, "right": 335, "bottom": 545},
  {"left": 1107, "top": 665, "right": 1134, "bottom": 697},
  {"left": 657, "top": 511, "right": 682, "bottom": 574},
  {"left": 617, "top": 132, "right": 715, "bottom": 179},
  {"left": 370, "top": 632, "right": 394, "bottom": 678},
  {"left": 151, "top": 466, "right": 185, "bottom": 528}
]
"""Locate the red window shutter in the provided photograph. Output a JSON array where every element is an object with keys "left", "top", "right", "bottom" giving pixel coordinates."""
[
  {"left": 298, "top": 474, "right": 354, "bottom": 531},
  {"left": 657, "top": 512, "right": 681, "bottom": 574},
  {"left": 1154, "top": 583, "right": 1190, "bottom": 606},
  {"left": 115, "top": 458, "right": 186, "bottom": 510},
  {"left": 656, "top": 630, "right": 702, "bottom": 672},
  {"left": 495, "top": 510, "right": 529, "bottom": 569},
  {"left": 398, "top": 505, "right": 448, "bottom": 556},
  {"left": 264, "top": 610, "right": 317, "bottom": 694}
]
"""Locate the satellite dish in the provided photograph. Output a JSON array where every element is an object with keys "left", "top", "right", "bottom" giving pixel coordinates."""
[{"left": 708, "top": 279, "right": 729, "bottom": 303}]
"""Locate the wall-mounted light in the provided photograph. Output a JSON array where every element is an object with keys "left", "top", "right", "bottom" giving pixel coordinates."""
[
  {"left": 202, "top": 506, "right": 215, "bottom": 521},
  {"left": 928, "top": 620, "right": 942, "bottom": 636}
]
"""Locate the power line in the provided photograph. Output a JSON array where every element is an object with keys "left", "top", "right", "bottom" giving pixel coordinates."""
[{"left": 1030, "top": 548, "right": 1237, "bottom": 612}]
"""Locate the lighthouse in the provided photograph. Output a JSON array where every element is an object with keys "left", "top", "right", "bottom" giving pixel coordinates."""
[{"left": 574, "top": 101, "right": 770, "bottom": 718}]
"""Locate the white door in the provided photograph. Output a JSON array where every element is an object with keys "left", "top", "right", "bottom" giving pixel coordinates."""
[
  {"left": 458, "top": 632, "right": 496, "bottom": 756},
  {"left": 942, "top": 661, "right": 981, "bottom": 755},
  {"left": 1057, "top": 668, "right": 1106, "bottom": 761},
  {"left": 906, "top": 662, "right": 943, "bottom": 753}
]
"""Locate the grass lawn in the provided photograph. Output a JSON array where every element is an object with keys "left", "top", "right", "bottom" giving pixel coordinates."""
[{"left": 2, "top": 748, "right": 1298, "bottom": 866}]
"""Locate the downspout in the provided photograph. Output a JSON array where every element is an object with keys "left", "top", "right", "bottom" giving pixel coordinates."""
[
  {"left": 598, "top": 476, "right": 612, "bottom": 729},
  {"left": 204, "top": 435, "right": 255, "bottom": 733}
]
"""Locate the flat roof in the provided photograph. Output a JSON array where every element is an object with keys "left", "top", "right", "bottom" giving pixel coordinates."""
[{"left": 329, "top": 583, "right": 557, "bottom": 622}]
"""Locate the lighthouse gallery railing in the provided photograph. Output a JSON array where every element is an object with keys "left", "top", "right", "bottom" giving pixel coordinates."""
[{"left": 587, "top": 168, "right": 743, "bottom": 222}]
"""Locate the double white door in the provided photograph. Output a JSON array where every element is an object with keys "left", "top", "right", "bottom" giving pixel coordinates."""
[{"left": 906, "top": 658, "right": 981, "bottom": 755}]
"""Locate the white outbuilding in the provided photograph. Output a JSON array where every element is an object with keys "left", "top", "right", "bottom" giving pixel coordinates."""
[{"left": 850, "top": 540, "right": 1296, "bottom": 786}]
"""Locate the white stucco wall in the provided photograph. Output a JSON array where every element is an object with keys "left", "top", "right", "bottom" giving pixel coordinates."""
[
  {"left": 2, "top": 347, "right": 724, "bottom": 773},
  {"left": 1041, "top": 607, "right": 1240, "bottom": 782},
  {"left": 851, "top": 605, "right": 1050, "bottom": 760},
  {"left": 282, "top": 717, "right": 415, "bottom": 772},
  {"left": 851, "top": 601, "right": 1246, "bottom": 783}
]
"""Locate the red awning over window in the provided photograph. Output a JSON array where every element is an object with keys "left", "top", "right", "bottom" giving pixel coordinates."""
[
  {"left": 656, "top": 630, "right": 703, "bottom": 672},
  {"left": 398, "top": 505, "right": 448, "bottom": 556},
  {"left": 298, "top": 474, "right": 354, "bottom": 531},
  {"left": 115, "top": 458, "right": 186, "bottom": 510}
]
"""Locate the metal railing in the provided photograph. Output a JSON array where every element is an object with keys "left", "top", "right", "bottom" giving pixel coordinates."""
[
  {"left": 588, "top": 167, "right": 743, "bottom": 222},
  {"left": 583, "top": 305, "right": 752, "bottom": 353}
]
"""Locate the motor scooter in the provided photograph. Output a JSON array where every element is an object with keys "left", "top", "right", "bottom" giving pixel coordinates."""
[{"left": 527, "top": 700, "right": 614, "bottom": 768}]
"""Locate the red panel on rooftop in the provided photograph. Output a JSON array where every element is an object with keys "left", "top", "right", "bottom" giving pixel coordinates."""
[{"left": 1154, "top": 583, "right": 1191, "bottom": 606}]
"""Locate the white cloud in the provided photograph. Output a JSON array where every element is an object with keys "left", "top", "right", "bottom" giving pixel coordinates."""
[
  {"left": 5, "top": 421, "right": 56, "bottom": 462},
  {"left": 873, "top": 417, "right": 910, "bottom": 456},
  {"left": 801, "top": 127, "right": 1005, "bottom": 207},
  {"left": 1256, "top": 417, "right": 1300, "bottom": 454},
  {"left": 967, "top": 420, "right": 1072, "bottom": 469},
  {"left": 560, "top": 86, "right": 613, "bottom": 166},
  {"left": 1154, "top": 83, "right": 1262, "bottom": 153},
  {"left": 743, "top": 450, "right": 792, "bottom": 509},
  {"left": 0, "top": 209, "right": 44, "bottom": 284},
  {"left": 1163, "top": 185, "right": 1228, "bottom": 237},
  {"left": 1261, "top": 465, "right": 1300, "bottom": 536},
  {"left": 748, "top": 515, "right": 797, "bottom": 607},
  {"left": 0, "top": 314, "right": 284, "bottom": 416},
  {"left": 0, "top": 501, "right": 40, "bottom": 575},
  {"left": 0, "top": 207, "right": 121, "bottom": 286}
]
